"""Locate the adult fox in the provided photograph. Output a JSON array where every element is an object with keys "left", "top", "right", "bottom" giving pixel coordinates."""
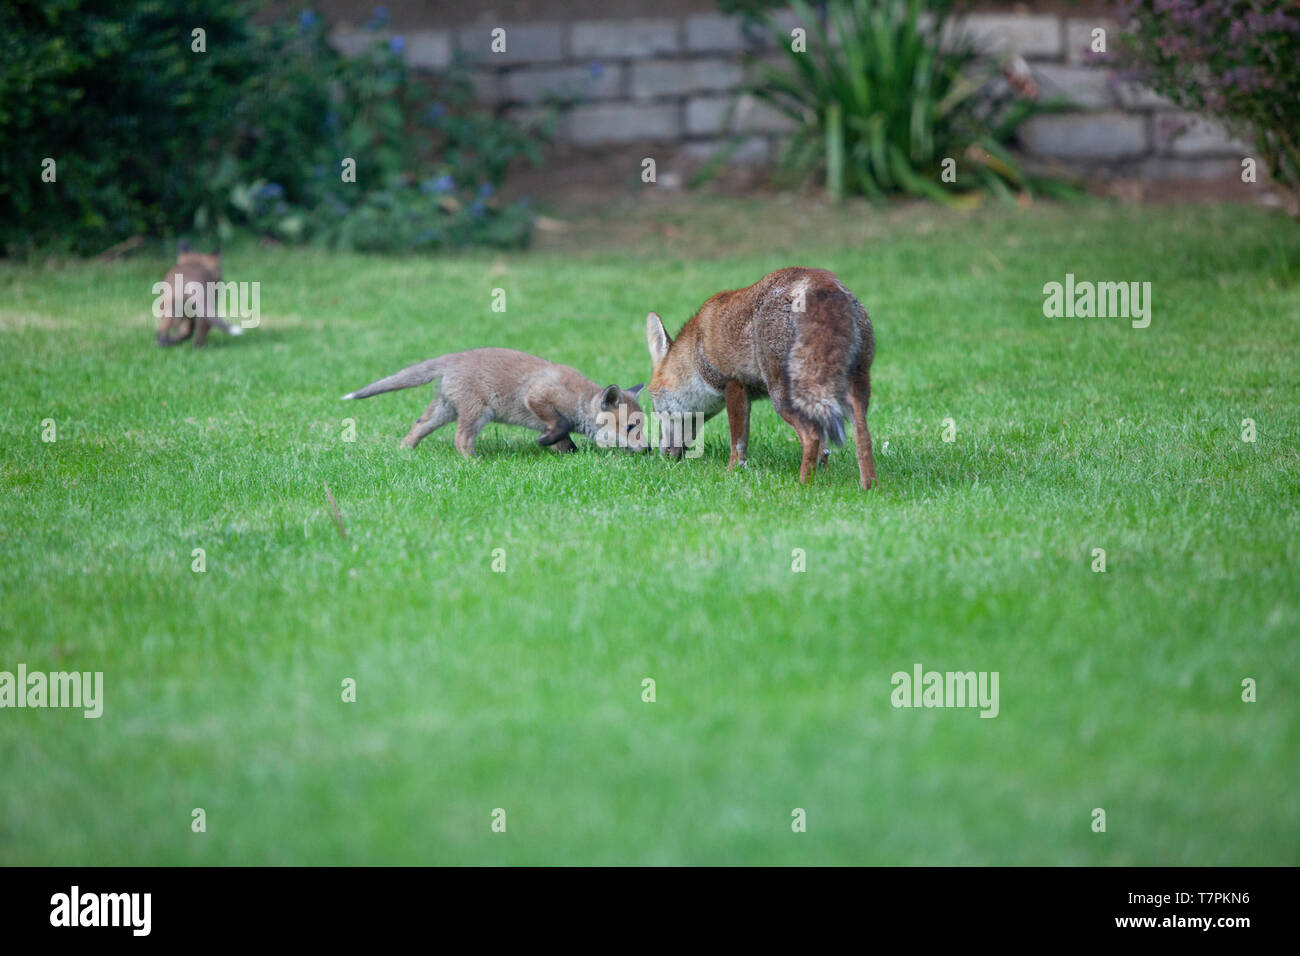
[{"left": 644, "top": 267, "right": 875, "bottom": 488}]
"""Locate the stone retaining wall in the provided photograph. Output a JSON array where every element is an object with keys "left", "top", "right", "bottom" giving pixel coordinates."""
[{"left": 333, "top": 11, "right": 1247, "bottom": 180}]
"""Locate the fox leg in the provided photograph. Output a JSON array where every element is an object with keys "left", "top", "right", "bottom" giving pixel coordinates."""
[
  {"left": 453, "top": 405, "right": 492, "bottom": 457},
  {"left": 156, "top": 313, "right": 194, "bottom": 346},
  {"left": 402, "top": 395, "right": 455, "bottom": 448},
  {"left": 525, "top": 393, "right": 574, "bottom": 453},
  {"left": 803, "top": 435, "right": 824, "bottom": 483},
  {"left": 193, "top": 319, "right": 211, "bottom": 348},
  {"left": 724, "top": 381, "right": 750, "bottom": 470},
  {"left": 770, "top": 382, "right": 821, "bottom": 484},
  {"left": 784, "top": 426, "right": 821, "bottom": 484},
  {"left": 536, "top": 421, "right": 571, "bottom": 447},
  {"left": 847, "top": 367, "right": 876, "bottom": 490},
  {"left": 538, "top": 423, "right": 576, "bottom": 452}
]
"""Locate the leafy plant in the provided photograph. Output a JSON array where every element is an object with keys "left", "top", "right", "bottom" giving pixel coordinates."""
[
  {"left": 745, "top": 0, "right": 1061, "bottom": 202},
  {"left": 0, "top": 2, "right": 546, "bottom": 256},
  {"left": 209, "top": 19, "right": 548, "bottom": 253},
  {"left": 0, "top": 0, "right": 265, "bottom": 254},
  {"left": 1116, "top": 0, "right": 1300, "bottom": 215}
]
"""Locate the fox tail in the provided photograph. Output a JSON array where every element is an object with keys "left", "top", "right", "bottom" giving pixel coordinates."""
[
  {"left": 341, "top": 357, "right": 445, "bottom": 400},
  {"left": 787, "top": 334, "right": 853, "bottom": 447},
  {"left": 790, "top": 391, "right": 847, "bottom": 445}
]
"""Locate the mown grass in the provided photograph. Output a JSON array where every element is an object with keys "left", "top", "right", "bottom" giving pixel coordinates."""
[{"left": 1, "top": 200, "right": 1297, "bottom": 864}]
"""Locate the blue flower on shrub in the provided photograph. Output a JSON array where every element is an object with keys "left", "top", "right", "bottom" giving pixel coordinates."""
[
  {"left": 257, "top": 182, "right": 285, "bottom": 200},
  {"left": 469, "top": 200, "right": 486, "bottom": 219},
  {"left": 297, "top": 10, "right": 318, "bottom": 33},
  {"left": 477, "top": 183, "right": 494, "bottom": 199},
  {"left": 366, "top": 6, "right": 389, "bottom": 29},
  {"left": 313, "top": 164, "right": 326, "bottom": 179},
  {"left": 428, "top": 174, "right": 454, "bottom": 194},
  {"left": 390, "top": 35, "right": 405, "bottom": 54},
  {"left": 590, "top": 62, "right": 605, "bottom": 78},
  {"left": 423, "top": 103, "right": 446, "bottom": 126}
]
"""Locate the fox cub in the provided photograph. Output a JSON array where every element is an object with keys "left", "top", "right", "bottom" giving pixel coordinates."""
[
  {"left": 155, "top": 241, "right": 243, "bottom": 347},
  {"left": 343, "top": 348, "right": 648, "bottom": 456},
  {"left": 645, "top": 267, "right": 875, "bottom": 488}
]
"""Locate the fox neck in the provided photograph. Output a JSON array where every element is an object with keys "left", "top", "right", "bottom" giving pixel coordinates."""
[
  {"left": 664, "top": 324, "right": 725, "bottom": 416},
  {"left": 569, "top": 384, "right": 607, "bottom": 440}
]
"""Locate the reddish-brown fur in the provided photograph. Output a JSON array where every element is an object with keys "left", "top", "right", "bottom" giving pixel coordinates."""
[
  {"left": 155, "top": 244, "right": 241, "bottom": 348},
  {"left": 645, "top": 267, "right": 876, "bottom": 488}
]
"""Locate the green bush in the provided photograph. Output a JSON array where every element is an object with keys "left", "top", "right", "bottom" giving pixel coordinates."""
[
  {"left": 0, "top": 1, "right": 546, "bottom": 255},
  {"left": 744, "top": 0, "right": 1063, "bottom": 202}
]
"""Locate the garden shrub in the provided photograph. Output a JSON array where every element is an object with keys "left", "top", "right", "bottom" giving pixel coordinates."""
[
  {"left": 1117, "top": 0, "right": 1300, "bottom": 213},
  {"left": 0, "top": 1, "right": 547, "bottom": 255}
]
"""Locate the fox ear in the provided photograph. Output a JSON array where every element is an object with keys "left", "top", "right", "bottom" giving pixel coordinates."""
[
  {"left": 600, "top": 384, "right": 622, "bottom": 410},
  {"left": 646, "top": 312, "right": 671, "bottom": 364},
  {"left": 627, "top": 383, "right": 645, "bottom": 396}
]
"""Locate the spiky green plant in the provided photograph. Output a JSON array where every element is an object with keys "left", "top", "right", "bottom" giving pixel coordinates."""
[{"left": 748, "top": 0, "right": 1054, "bottom": 201}]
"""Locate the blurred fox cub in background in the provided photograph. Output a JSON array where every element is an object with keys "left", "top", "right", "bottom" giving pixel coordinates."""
[
  {"left": 343, "top": 347, "right": 648, "bottom": 456},
  {"left": 645, "top": 266, "right": 876, "bottom": 488},
  {"left": 155, "top": 241, "right": 244, "bottom": 347}
]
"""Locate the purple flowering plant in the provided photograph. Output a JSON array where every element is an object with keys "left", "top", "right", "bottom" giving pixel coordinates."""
[{"left": 1117, "top": 0, "right": 1300, "bottom": 211}]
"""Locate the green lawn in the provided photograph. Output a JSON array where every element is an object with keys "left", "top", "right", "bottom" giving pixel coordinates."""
[{"left": 1, "top": 200, "right": 1297, "bottom": 865}]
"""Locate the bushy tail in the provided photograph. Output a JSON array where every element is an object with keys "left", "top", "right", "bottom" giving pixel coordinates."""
[
  {"left": 341, "top": 357, "right": 445, "bottom": 400},
  {"left": 790, "top": 391, "right": 848, "bottom": 445},
  {"left": 787, "top": 298, "right": 858, "bottom": 446}
]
